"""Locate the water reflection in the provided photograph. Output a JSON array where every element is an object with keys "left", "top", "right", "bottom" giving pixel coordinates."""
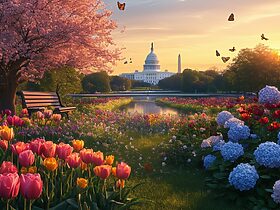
[{"left": 120, "top": 99, "right": 178, "bottom": 115}]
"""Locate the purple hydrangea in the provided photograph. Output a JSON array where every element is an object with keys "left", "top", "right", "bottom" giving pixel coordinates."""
[
  {"left": 203, "top": 154, "right": 216, "bottom": 169},
  {"left": 229, "top": 163, "right": 259, "bottom": 191},
  {"left": 220, "top": 142, "right": 244, "bottom": 162},
  {"left": 272, "top": 180, "right": 280, "bottom": 204},
  {"left": 227, "top": 124, "right": 250, "bottom": 142},
  {"left": 224, "top": 118, "right": 244, "bottom": 129},
  {"left": 200, "top": 135, "right": 223, "bottom": 149},
  {"left": 277, "top": 131, "right": 280, "bottom": 145},
  {"left": 254, "top": 142, "right": 280, "bottom": 168},
  {"left": 216, "top": 111, "right": 234, "bottom": 126},
  {"left": 258, "top": 85, "right": 280, "bottom": 104}
]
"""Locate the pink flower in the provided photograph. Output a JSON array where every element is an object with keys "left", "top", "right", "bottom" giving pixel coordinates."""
[
  {"left": 20, "top": 173, "right": 43, "bottom": 200},
  {"left": 66, "top": 153, "right": 81, "bottom": 168},
  {"left": 29, "top": 138, "right": 45, "bottom": 154},
  {"left": 80, "top": 148, "right": 94, "bottom": 164},
  {"left": 116, "top": 162, "right": 131, "bottom": 180},
  {"left": 94, "top": 165, "right": 111, "bottom": 179},
  {"left": 35, "top": 111, "right": 44, "bottom": 120},
  {"left": 0, "top": 140, "right": 8, "bottom": 151},
  {"left": 40, "top": 141, "right": 56, "bottom": 158},
  {"left": 0, "top": 161, "right": 18, "bottom": 174},
  {"left": 92, "top": 151, "right": 104, "bottom": 166},
  {"left": 0, "top": 173, "right": 20, "bottom": 199},
  {"left": 7, "top": 115, "right": 24, "bottom": 127},
  {"left": 56, "top": 143, "right": 73, "bottom": 160},
  {"left": 11, "top": 142, "right": 28, "bottom": 155},
  {"left": 19, "top": 150, "right": 35, "bottom": 167}
]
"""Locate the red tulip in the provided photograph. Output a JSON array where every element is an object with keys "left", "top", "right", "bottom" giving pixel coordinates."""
[
  {"left": 94, "top": 165, "right": 111, "bottom": 179},
  {"left": 0, "top": 161, "right": 18, "bottom": 174},
  {"left": 259, "top": 117, "right": 269, "bottom": 124},
  {"left": 11, "top": 141, "right": 28, "bottom": 155},
  {"left": 116, "top": 162, "right": 131, "bottom": 180},
  {"left": 20, "top": 173, "right": 43, "bottom": 200},
  {"left": 66, "top": 153, "right": 81, "bottom": 168},
  {"left": 0, "top": 140, "right": 8, "bottom": 151},
  {"left": 0, "top": 173, "right": 20, "bottom": 199},
  {"left": 56, "top": 143, "right": 73, "bottom": 160},
  {"left": 19, "top": 150, "right": 35, "bottom": 167},
  {"left": 29, "top": 138, "right": 45, "bottom": 154},
  {"left": 40, "top": 141, "right": 56, "bottom": 158},
  {"left": 80, "top": 148, "right": 94, "bottom": 164},
  {"left": 7, "top": 115, "right": 24, "bottom": 127},
  {"left": 92, "top": 151, "right": 104, "bottom": 166}
]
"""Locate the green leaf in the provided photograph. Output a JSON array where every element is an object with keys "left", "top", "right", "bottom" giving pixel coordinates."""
[
  {"left": 260, "top": 175, "right": 271, "bottom": 179},
  {"left": 66, "top": 198, "right": 79, "bottom": 208}
]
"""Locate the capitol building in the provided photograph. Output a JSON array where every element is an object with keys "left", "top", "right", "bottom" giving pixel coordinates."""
[{"left": 120, "top": 43, "right": 180, "bottom": 85}]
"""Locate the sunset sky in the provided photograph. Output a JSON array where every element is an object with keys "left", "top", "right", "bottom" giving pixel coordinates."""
[{"left": 103, "top": 0, "right": 280, "bottom": 75}]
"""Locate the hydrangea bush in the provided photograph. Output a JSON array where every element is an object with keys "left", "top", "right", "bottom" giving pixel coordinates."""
[
  {"left": 220, "top": 142, "right": 244, "bottom": 162},
  {"left": 254, "top": 142, "right": 280, "bottom": 168}
]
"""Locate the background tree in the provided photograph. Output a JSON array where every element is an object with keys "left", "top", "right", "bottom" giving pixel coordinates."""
[
  {"left": 110, "top": 76, "right": 131, "bottom": 91},
  {"left": 158, "top": 74, "right": 182, "bottom": 90},
  {"left": 82, "top": 72, "right": 111, "bottom": 93},
  {"left": 0, "top": 0, "right": 120, "bottom": 113}
]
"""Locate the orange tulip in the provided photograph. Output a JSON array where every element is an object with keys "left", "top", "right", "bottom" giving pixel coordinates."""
[
  {"left": 72, "top": 140, "right": 84, "bottom": 152},
  {"left": 105, "top": 155, "right": 114, "bottom": 165},
  {"left": 111, "top": 167, "right": 116, "bottom": 177},
  {"left": 0, "top": 126, "right": 14, "bottom": 141},
  {"left": 43, "top": 157, "right": 58, "bottom": 171},
  {"left": 28, "top": 166, "right": 37, "bottom": 174},
  {"left": 80, "top": 161, "right": 88, "bottom": 171},
  {"left": 92, "top": 151, "right": 104, "bottom": 166},
  {"left": 76, "top": 178, "right": 88, "bottom": 189},
  {"left": 21, "top": 167, "right": 28, "bottom": 174},
  {"left": 116, "top": 179, "right": 125, "bottom": 189},
  {"left": 93, "top": 165, "right": 111, "bottom": 179}
]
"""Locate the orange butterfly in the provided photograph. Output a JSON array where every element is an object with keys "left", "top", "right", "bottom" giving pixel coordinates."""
[
  {"left": 117, "top": 2, "right": 125, "bottom": 10},
  {"left": 228, "top": 13, "right": 234, "bottom": 21},
  {"left": 222, "top": 57, "right": 230, "bottom": 63}
]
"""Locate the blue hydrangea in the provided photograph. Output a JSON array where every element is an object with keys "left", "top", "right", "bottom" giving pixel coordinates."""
[
  {"left": 224, "top": 118, "right": 244, "bottom": 129},
  {"left": 272, "top": 180, "right": 280, "bottom": 204},
  {"left": 220, "top": 142, "right": 244, "bottom": 161},
  {"left": 227, "top": 124, "right": 250, "bottom": 142},
  {"left": 258, "top": 85, "right": 280, "bottom": 104},
  {"left": 254, "top": 142, "right": 280, "bottom": 168},
  {"left": 203, "top": 154, "right": 216, "bottom": 169},
  {"left": 216, "top": 111, "right": 234, "bottom": 126},
  {"left": 229, "top": 163, "right": 259, "bottom": 191},
  {"left": 213, "top": 140, "right": 225, "bottom": 151}
]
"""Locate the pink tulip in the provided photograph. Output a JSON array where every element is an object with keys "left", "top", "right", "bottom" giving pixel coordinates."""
[
  {"left": 0, "top": 161, "right": 18, "bottom": 174},
  {"left": 94, "top": 165, "right": 111, "bottom": 179},
  {"left": 40, "top": 141, "right": 56, "bottom": 158},
  {"left": 4, "top": 109, "right": 12, "bottom": 116},
  {"left": 19, "top": 150, "right": 35, "bottom": 167},
  {"left": 7, "top": 115, "right": 24, "bottom": 127},
  {"left": 56, "top": 143, "right": 73, "bottom": 160},
  {"left": 0, "top": 140, "right": 8, "bottom": 151},
  {"left": 92, "top": 151, "right": 104, "bottom": 166},
  {"left": 11, "top": 141, "right": 28, "bottom": 155},
  {"left": 43, "top": 110, "right": 52, "bottom": 119},
  {"left": 20, "top": 173, "right": 43, "bottom": 200},
  {"left": 80, "top": 148, "right": 94, "bottom": 164},
  {"left": 29, "top": 138, "right": 45, "bottom": 154},
  {"left": 35, "top": 111, "right": 44, "bottom": 119},
  {"left": 116, "top": 162, "right": 131, "bottom": 180},
  {"left": 0, "top": 173, "right": 20, "bottom": 199},
  {"left": 66, "top": 153, "right": 81, "bottom": 168}
]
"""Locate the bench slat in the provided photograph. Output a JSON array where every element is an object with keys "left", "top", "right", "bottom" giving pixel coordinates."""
[
  {"left": 23, "top": 95, "right": 59, "bottom": 100},
  {"left": 26, "top": 103, "right": 61, "bottom": 108},
  {"left": 21, "top": 91, "right": 57, "bottom": 96},
  {"left": 25, "top": 99, "right": 60, "bottom": 103}
]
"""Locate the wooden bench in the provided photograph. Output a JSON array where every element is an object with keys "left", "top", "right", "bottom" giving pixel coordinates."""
[{"left": 17, "top": 91, "right": 76, "bottom": 118}]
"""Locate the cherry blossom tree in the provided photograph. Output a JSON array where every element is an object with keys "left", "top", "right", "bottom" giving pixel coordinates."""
[{"left": 0, "top": 0, "right": 121, "bottom": 113}]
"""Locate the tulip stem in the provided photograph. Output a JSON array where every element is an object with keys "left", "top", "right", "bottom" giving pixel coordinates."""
[
  {"left": 6, "top": 200, "right": 9, "bottom": 210},
  {"left": 29, "top": 200, "right": 32, "bottom": 210},
  {"left": 24, "top": 199, "right": 27, "bottom": 210}
]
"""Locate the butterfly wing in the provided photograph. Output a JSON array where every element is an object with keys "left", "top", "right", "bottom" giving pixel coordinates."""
[
  {"left": 228, "top": 13, "right": 234, "bottom": 21},
  {"left": 216, "top": 50, "right": 220, "bottom": 57},
  {"left": 117, "top": 2, "right": 125, "bottom": 10},
  {"left": 124, "top": 61, "right": 128, "bottom": 64},
  {"left": 222, "top": 57, "right": 230, "bottom": 63}
]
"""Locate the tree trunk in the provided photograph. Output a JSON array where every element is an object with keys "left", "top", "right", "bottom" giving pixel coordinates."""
[{"left": 0, "top": 75, "right": 18, "bottom": 115}]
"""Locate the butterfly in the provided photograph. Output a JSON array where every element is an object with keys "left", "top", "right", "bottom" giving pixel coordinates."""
[
  {"left": 124, "top": 61, "right": 128, "bottom": 64},
  {"left": 129, "top": 58, "right": 132, "bottom": 63},
  {"left": 117, "top": 2, "right": 125, "bottom": 10},
  {"left": 229, "top": 47, "right": 236, "bottom": 52},
  {"left": 261, "top": 34, "right": 269, "bottom": 41},
  {"left": 222, "top": 57, "right": 230, "bottom": 63},
  {"left": 216, "top": 50, "right": 220, "bottom": 57},
  {"left": 228, "top": 13, "right": 234, "bottom": 21}
]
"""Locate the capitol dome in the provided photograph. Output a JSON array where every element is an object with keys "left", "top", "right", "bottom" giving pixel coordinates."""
[{"left": 143, "top": 43, "right": 160, "bottom": 72}]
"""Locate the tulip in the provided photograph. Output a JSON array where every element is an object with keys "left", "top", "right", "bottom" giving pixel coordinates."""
[
  {"left": 0, "top": 126, "right": 14, "bottom": 141},
  {"left": 56, "top": 143, "right": 73, "bottom": 160},
  {"left": 21, "top": 167, "right": 28, "bottom": 174},
  {"left": 11, "top": 141, "right": 28, "bottom": 155},
  {"left": 80, "top": 148, "right": 94, "bottom": 164},
  {"left": 20, "top": 173, "right": 43, "bottom": 200},
  {"left": 19, "top": 150, "right": 35, "bottom": 167},
  {"left": 72, "top": 140, "right": 84, "bottom": 151},
  {"left": 35, "top": 111, "right": 44, "bottom": 119},
  {"left": 7, "top": 115, "right": 24, "bottom": 127},
  {"left": 43, "top": 109, "right": 53, "bottom": 119},
  {"left": 0, "top": 161, "right": 18, "bottom": 174},
  {"left": 93, "top": 165, "right": 111, "bottom": 179},
  {"left": 41, "top": 141, "right": 56, "bottom": 158},
  {"left": 80, "top": 161, "right": 88, "bottom": 171},
  {"left": 0, "top": 140, "right": 8, "bottom": 151},
  {"left": 92, "top": 151, "right": 104, "bottom": 166},
  {"left": 28, "top": 166, "right": 37, "bottom": 174},
  {"left": 51, "top": 114, "right": 61, "bottom": 122},
  {"left": 4, "top": 109, "right": 12, "bottom": 116},
  {"left": 21, "top": 108, "right": 29, "bottom": 116},
  {"left": 43, "top": 157, "right": 58, "bottom": 171},
  {"left": 66, "top": 153, "right": 81, "bottom": 168},
  {"left": 0, "top": 173, "right": 20, "bottom": 199},
  {"left": 29, "top": 138, "right": 45, "bottom": 154},
  {"left": 111, "top": 167, "right": 116, "bottom": 177},
  {"left": 76, "top": 178, "right": 88, "bottom": 189},
  {"left": 116, "top": 162, "right": 131, "bottom": 180},
  {"left": 116, "top": 179, "right": 125, "bottom": 189},
  {"left": 105, "top": 155, "right": 114, "bottom": 165}
]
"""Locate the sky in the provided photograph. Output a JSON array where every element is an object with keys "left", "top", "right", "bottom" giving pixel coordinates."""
[{"left": 103, "top": 0, "right": 280, "bottom": 75}]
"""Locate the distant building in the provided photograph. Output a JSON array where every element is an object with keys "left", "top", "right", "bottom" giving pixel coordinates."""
[{"left": 120, "top": 43, "right": 175, "bottom": 85}]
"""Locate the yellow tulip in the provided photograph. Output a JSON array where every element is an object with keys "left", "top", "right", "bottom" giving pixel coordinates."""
[
  {"left": 111, "top": 167, "right": 116, "bottom": 177},
  {"left": 43, "top": 157, "right": 58, "bottom": 171},
  {"left": 0, "top": 126, "right": 14, "bottom": 141},
  {"left": 77, "top": 178, "right": 88, "bottom": 189},
  {"left": 72, "top": 140, "right": 84, "bottom": 152},
  {"left": 28, "top": 166, "right": 37, "bottom": 174},
  {"left": 105, "top": 155, "right": 114, "bottom": 165}
]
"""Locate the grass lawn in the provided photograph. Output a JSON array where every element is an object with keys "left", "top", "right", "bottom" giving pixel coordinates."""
[{"left": 86, "top": 133, "right": 238, "bottom": 210}]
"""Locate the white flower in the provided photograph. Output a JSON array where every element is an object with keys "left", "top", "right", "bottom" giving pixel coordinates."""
[
  {"left": 172, "top": 135, "right": 176, "bottom": 140},
  {"left": 187, "top": 159, "right": 191, "bottom": 163},
  {"left": 162, "top": 162, "right": 166, "bottom": 167},
  {"left": 183, "top": 145, "right": 187, "bottom": 149}
]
